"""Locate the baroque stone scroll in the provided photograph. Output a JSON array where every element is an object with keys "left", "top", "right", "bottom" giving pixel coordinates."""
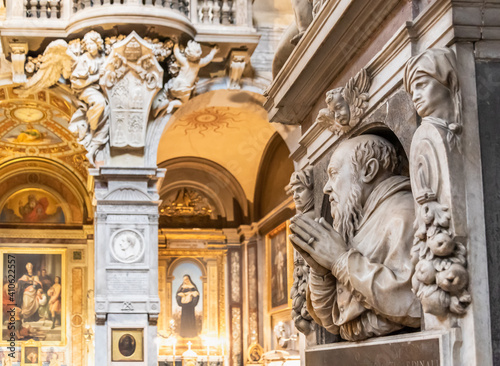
[{"left": 404, "top": 48, "right": 471, "bottom": 318}]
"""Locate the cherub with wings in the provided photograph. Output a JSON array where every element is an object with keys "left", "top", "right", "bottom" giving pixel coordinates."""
[
  {"left": 19, "top": 31, "right": 109, "bottom": 165},
  {"left": 316, "top": 68, "right": 371, "bottom": 134},
  {"left": 153, "top": 39, "right": 218, "bottom": 116}
]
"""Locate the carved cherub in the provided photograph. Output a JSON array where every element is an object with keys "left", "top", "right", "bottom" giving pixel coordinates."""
[
  {"left": 19, "top": 31, "right": 108, "bottom": 166},
  {"left": 316, "top": 68, "right": 371, "bottom": 134},
  {"left": 154, "top": 39, "right": 219, "bottom": 116}
]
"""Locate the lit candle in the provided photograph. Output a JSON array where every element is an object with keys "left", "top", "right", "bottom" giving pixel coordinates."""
[{"left": 172, "top": 338, "right": 176, "bottom": 363}]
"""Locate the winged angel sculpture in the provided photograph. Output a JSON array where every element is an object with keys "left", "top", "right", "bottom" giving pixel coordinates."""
[
  {"left": 316, "top": 68, "right": 371, "bottom": 134},
  {"left": 19, "top": 31, "right": 108, "bottom": 165}
]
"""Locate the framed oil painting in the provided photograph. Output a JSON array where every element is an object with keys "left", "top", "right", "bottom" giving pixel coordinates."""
[
  {"left": 0, "top": 249, "right": 66, "bottom": 346},
  {"left": 171, "top": 261, "right": 203, "bottom": 339},
  {"left": 21, "top": 339, "right": 40, "bottom": 366},
  {"left": 266, "top": 222, "right": 293, "bottom": 312},
  {"left": 111, "top": 328, "right": 144, "bottom": 362},
  {"left": 0, "top": 189, "right": 66, "bottom": 224}
]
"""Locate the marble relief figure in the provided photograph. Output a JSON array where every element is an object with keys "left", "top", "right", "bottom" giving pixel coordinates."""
[
  {"left": 287, "top": 168, "right": 315, "bottom": 335},
  {"left": 20, "top": 31, "right": 108, "bottom": 165},
  {"left": 404, "top": 48, "right": 471, "bottom": 316},
  {"left": 290, "top": 135, "right": 421, "bottom": 341}
]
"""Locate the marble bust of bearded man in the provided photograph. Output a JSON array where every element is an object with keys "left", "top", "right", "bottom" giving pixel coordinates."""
[{"left": 290, "top": 134, "right": 421, "bottom": 341}]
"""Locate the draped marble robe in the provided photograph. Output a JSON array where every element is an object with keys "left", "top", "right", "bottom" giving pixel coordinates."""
[{"left": 307, "top": 176, "right": 421, "bottom": 341}]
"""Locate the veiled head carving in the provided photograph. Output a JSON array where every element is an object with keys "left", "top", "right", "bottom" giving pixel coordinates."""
[
  {"left": 287, "top": 168, "right": 314, "bottom": 214},
  {"left": 404, "top": 48, "right": 462, "bottom": 148}
]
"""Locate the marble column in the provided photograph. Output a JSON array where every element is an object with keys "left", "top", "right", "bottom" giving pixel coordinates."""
[{"left": 92, "top": 167, "right": 164, "bottom": 366}]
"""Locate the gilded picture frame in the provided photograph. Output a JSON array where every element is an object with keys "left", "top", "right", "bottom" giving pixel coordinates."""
[
  {"left": 266, "top": 221, "right": 293, "bottom": 312},
  {"left": 0, "top": 248, "right": 66, "bottom": 346},
  {"left": 21, "top": 339, "right": 41, "bottom": 366},
  {"left": 111, "top": 328, "right": 144, "bottom": 362}
]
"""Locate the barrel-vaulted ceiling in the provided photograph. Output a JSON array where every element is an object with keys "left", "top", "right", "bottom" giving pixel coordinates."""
[{"left": 157, "top": 89, "right": 278, "bottom": 202}]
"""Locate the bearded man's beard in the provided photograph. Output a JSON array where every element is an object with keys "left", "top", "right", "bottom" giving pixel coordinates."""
[{"left": 332, "top": 177, "right": 363, "bottom": 243}]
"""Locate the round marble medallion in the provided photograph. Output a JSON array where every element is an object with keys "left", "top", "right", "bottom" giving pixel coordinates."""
[
  {"left": 110, "top": 229, "right": 144, "bottom": 264},
  {"left": 13, "top": 107, "right": 44, "bottom": 123}
]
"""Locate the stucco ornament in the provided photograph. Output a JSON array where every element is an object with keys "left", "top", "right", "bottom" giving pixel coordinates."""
[
  {"left": 316, "top": 68, "right": 371, "bottom": 135},
  {"left": 19, "top": 31, "right": 108, "bottom": 165},
  {"left": 286, "top": 168, "right": 315, "bottom": 335},
  {"left": 289, "top": 135, "right": 420, "bottom": 341},
  {"left": 100, "top": 32, "right": 163, "bottom": 150},
  {"left": 153, "top": 40, "right": 218, "bottom": 116},
  {"left": 404, "top": 48, "right": 471, "bottom": 317},
  {"left": 19, "top": 31, "right": 168, "bottom": 166}
]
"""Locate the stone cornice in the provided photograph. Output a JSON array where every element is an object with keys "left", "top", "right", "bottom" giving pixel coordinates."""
[{"left": 264, "top": 0, "right": 402, "bottom": 125}]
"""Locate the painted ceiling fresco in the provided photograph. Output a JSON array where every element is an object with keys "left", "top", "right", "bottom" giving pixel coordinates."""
[{"left": 0, "top": 86, "right": 88, "bottom": 180}]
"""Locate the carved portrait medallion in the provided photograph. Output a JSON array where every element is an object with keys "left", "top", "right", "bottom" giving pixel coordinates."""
[{"left": 110, "top": 229, "right": 145, "bottom": 263}]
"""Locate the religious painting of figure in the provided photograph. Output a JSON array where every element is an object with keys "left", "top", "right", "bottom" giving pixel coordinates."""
[
  {"left": 267, "top": 222, "right": 292, "bottom": 311},
  {"left": 171, "top": 262, "right": 203, "bottom": 338},
  {"left": 21, "top": 340, "right": 40, "bottom": 366},
  {"left": 111, "top": 328, "right": 144, "bottom": 362},
  {"left": 1, "top": 250, "right": 65, "bottom": 345},
  {"left": 2, "top": 123, "right": 62, "bottom": 146},
  {"left": 0, "top": 189, "right": 65, "bottom": 224}
]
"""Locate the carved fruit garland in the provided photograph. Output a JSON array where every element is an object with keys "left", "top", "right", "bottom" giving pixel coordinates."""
[{"left": 412, "top": 199, "right": 471, "bottom": 316}]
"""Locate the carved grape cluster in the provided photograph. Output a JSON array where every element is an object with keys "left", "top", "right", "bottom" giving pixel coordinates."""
[{"left": 412, "top": 201, "right": 471, "bottom": 316}]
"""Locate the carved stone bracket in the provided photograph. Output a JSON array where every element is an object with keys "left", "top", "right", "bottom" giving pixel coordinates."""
[
  {"left": 9, "top": 41, "right": 28, "bottom": 83},
  {"left": 228, "top": 51, "right": 247, "bottom": 90},
  {"left": 315, "top": 68, "right": 371, "bottom": 135}
]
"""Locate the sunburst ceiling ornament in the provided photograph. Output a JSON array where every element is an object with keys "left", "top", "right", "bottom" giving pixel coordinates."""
[{"left": 174, "top": 107, "right": 242, "bottom": 135}]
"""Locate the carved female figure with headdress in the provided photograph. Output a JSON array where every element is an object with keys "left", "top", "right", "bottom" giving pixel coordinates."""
[
  {"left": 404, "top": 48, "right": 462, "bottom": 150},
  {"left": 287, "top": 168, "right": 315, "bottom": 335},
  {"left": 404, "top": 48, "right": 471, "bottom": 317}
]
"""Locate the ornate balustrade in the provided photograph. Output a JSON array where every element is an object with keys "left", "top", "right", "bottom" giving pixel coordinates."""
[
  {"left": 9, "top": 0, "right": 250, "bottom": 27},
  {"left": 72, "top": 0, "right": 190, "bottom": 17},
  {"left": 1, "top": 0, "right": 259, "bottom": 88},
  {"left": 1, "top": 0, "right": 255, "bottom": 42},
  {"left": 24, "top": 0, "right": 62, "bottom": 18},
  {"left": 197, "top": 0, "right": 234, "bottom": 25}
]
